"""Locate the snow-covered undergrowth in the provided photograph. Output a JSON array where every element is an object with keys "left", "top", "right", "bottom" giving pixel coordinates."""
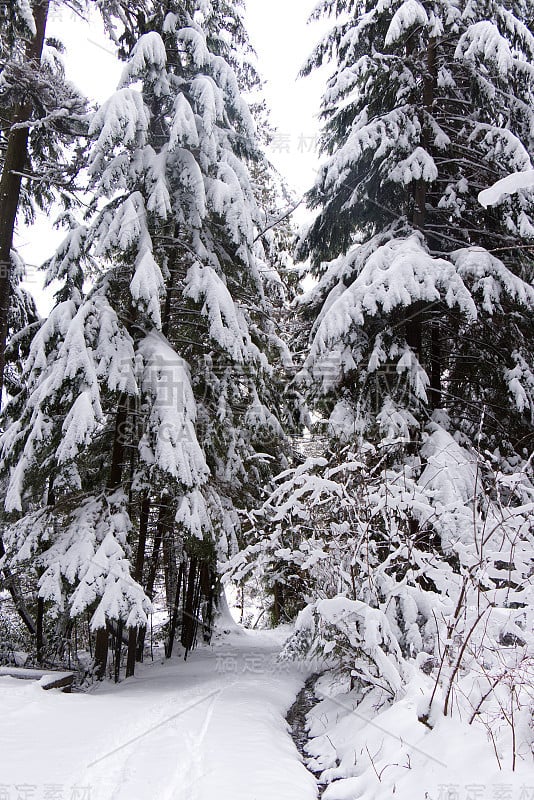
[
  {"left": 231, "top": 412, "right": 534, "bottom": 795},
  {"left": 281, "top": 597, "right": 534, "bottom": 800}
]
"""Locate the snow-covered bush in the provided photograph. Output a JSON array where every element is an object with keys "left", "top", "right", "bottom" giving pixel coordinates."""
[{"left": 281, "top": 597, "right": 407, "bottom": 698}]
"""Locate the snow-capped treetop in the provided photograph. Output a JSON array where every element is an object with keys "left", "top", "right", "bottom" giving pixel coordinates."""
[
  {"left": 298, "top": 0, "right": 534, "bottom": 268},
  {"left": 385, "top": 0, "right": 429, "bottom": 47}
]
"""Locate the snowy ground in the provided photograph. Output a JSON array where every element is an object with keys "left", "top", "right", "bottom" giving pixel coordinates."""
[
  {"left": 3, "top": 620, "right": 532, "bottom": 800},
  {"left": 304, "top": 671, "right": 534, "bottom": 800},
  {"left": 0, "top": 626, "right": 317, "bottom": 800}
]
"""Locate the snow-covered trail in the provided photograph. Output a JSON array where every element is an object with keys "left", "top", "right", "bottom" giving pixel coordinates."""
[{"left": 0, "top": 627, "right": 318, "bottom": 800}]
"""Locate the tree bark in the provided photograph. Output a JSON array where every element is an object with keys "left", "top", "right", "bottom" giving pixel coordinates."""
[
  {"left": 430, "top": 317, "right": 442, "bottom": 409},
  {"left": 126, "top": 495, "right": 150, "bottom": 678},
  {"left": 181, "top": 556, "right": 198, "bottom": 656},
  {"left": 135, "top": 496, "right": 170, "bottom": 661},
  {"left": 165, "top": 559, "right": 184, "bottom": 659},
  {"left": 424, "top": 39, "right": 441, "bottom": 408},
  {"left": 113, "top": 619, "right": 123, "bottom": 683},
  {"left": 272, "top": 581, "right": 282, "bottom": 626},
  {"left": 407, "top": 39, "right": 438, "bottom": 391},
  {"left": 93, "top": 395, "right": 129, "bottom": 680},
  {"left": 0, "top": 536, "right": 37, "bottom": 635},
  {"left": 93, "top": 627, "right": 109, "bottom": 681},
  {"left": 162, "top": 504, "right": 178, "bottom": 618},
  {"left": 200, "top": 563, "right": 215, "bottom": 644},
  {"left": 36, "top": 596, "right": 45, "bottom": 664}
]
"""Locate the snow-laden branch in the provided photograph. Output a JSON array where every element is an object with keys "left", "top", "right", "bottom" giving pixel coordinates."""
[{"left": 478, "top": 169, "right": 534, "bottom": 207}]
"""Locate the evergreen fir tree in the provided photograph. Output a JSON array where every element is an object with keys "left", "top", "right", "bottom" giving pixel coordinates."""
[
  {"left": 297, "top": 0, "right": 534, "bottom": 453},
  {"left": 0, "top": 0, "right": 294, "bottom": 675},
  {"left": 0, "top": 0, "right": 88, "bottom": 643}
]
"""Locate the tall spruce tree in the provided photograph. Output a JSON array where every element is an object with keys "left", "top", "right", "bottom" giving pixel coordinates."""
[
  {"left": 0, "top": 0, "right": 293, "bottom": 676},
  {"left": 297, "top": 0, "right": 534, "bottom": 452}
]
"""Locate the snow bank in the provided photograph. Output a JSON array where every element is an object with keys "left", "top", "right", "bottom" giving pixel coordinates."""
[{"left": 305, "top": 669, "right": 533, "bottom": 800}]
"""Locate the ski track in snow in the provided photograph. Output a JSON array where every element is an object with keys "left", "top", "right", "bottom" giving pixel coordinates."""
[{"left": 0, "top": 627, "right": 318, "bottom": 800}]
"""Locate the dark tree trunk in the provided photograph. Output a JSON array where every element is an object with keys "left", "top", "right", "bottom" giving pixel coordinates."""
[
  {"left": 181, "top": 556, "right": 198, "bottom": 656},
  {"left": 430, "top": 317, "right": 442, "bottom": 409},
  {"left": 114, "top": 619, "right": 123, "bottom": 683},
  {"left": 272, "top": 581, "right": 283, "bottom": 626},
  {"left": 135, "top": 496, "right": 170, "bottom": 661},
  {"left": 424, "top": 39, "right": 441, "bottom": 407},
  {"left": 407, "top": 38, "right": 438, "bottom": 390},
  {"left": 165, "top": 559, "right": 184, "bottom": 659},
  {"left": 36, "top": 597, "right": 45, "bottom": 664},
  {"left": 405, "top": 301, "right": 424, "bottom": 358},
  {"left": 162, "top": 506, "right": 178, "bottom": 619},
  {"left": 93, "top": 395, "right": 129, "bottom": 680},
  {"left": 126, "top": 627, "right": 138, "bottom": 677},
  {"left": 200, "top": 563, "right": 215, "bottom": 643},
  {"left": 94, "top": 627, "right": 109, "bottom": 681},
  {"left": 126, "top": 495, "right": 150, "bottom": 678},
  {"left": 107, "top": 399, "right": 128, "bottom": 492}
]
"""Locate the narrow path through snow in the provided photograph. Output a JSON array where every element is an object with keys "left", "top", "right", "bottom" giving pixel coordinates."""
[{"left": 0, "top": 628, "right": 318, "bottom": 800}]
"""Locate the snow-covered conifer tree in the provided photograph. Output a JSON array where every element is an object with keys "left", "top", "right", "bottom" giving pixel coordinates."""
[
  {"left": 297, "top": 0, "right": 534, "bottom": 452},
  {"left": 0, "top": 0, "right": 293, "bottom": 675}
]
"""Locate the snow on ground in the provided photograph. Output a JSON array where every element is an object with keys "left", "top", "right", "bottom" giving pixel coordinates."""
[
  {"left": 0, "top": 626, "right": 318, "bottom": 800},
  {"left": 305, "top": 670, "right": 534, "bottom": 800}
]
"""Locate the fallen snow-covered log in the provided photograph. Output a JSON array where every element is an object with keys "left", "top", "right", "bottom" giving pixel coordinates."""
[{"left": 0, "top": 666, "right": 74, "bottom": 692}]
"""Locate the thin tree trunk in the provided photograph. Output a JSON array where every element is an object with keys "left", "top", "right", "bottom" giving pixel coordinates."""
[
  {"left": 94, "top": 395, "right": 128, "bottom": 680},
  {"left": 114, "top": 619, "right": 123, "bottom": 684},
  {"left": 430, "top": 317, "right": 442, "bottom": 408},
  {"left": 165, "top": 559, "right": 184, "bottom": 659},
  {"left": 407, "top": 39, "right": 438, "bottom": 388},
  {"left": 405, "top": 301, "right": 424, "bottom": 358},
  {"left": 424, "top": 39, "right": 441, "bottom": 408},
  {"left": 36, "top": 597, "right": 45, "bottom": 664},
  {"left": 108, "top": 398, "right": 128, "bottom": 491},
  {"left": 136, "top": 496, "right": 170, "bottom": 661},
  {"left": 181, "top": 556, "right": 198, "bottom": 656},
  {"left": 126, "top": 495, "right": 150, "bottom": 678},
  {"left": 200, "top": 563, "right": 215, "bottom": 644},
  {"left": 191, "top": 568, "right": 202, "bottom": 652},
  {"left": 162, "top": 505, "right": 178, "bottom": 619}
]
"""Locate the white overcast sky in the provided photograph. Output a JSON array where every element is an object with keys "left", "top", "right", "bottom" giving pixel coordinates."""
[{"left": 17, "top": 0, "right": 331, "bottom": 304}]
